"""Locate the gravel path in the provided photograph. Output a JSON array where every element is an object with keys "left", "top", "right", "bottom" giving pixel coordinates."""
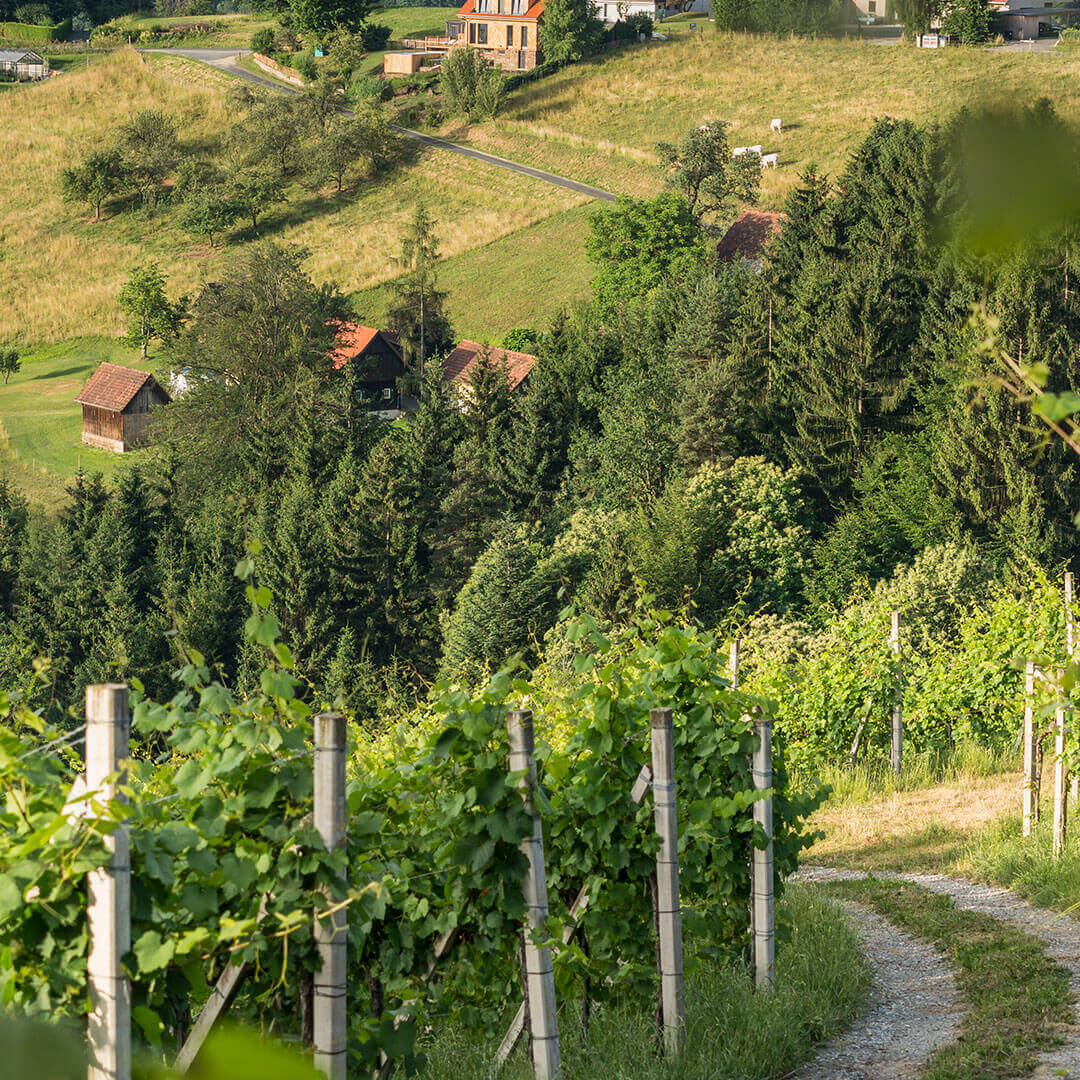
[
  {"left": 797, "top": 867, "right": 1080, "bottom": 1079},
  {"left": 793, "top": 901, "right": 962, "bottom": 1080}
]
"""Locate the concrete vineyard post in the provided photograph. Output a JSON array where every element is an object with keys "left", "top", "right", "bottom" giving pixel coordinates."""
[
  {"left": 1067, "top": 573, "right": 1077, "bottom": 811},
  {"left": 751, "top": 714, "right": 775, "bottom": 989},
  {"left": 507, "top": 710, "right": 560, "bottom": 1080},
  {"left": 313, "top": 713, "right": 347, "bottom": 1080},
  {"left": 650, "top": 707, "right": 685, "bottom": 1057},
  {"left": 729, "top": 638, "right": 740, "bottom": 690},
  {"left": 1054, "top": 673, "right": 1068, "bottom": 858},
  {"left": 890, "top": 611, "right": 903, "bottom": 775},
  {"left": 86, "top": 684, "right": 131, "bottom": 1080},
  {"left": 1023, "top": 661, "right": 1036, "bottom": 838}
]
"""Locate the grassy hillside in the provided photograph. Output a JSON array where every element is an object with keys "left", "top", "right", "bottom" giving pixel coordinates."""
[
  {"left": 456, "top": 32, "right": 1080, "bottom": 208},
  {"left": 0, "top": 338, "right": 151, "bottom": 509},
  {"left": 0, "top": 48, "right": 589, "bottom": 347}
]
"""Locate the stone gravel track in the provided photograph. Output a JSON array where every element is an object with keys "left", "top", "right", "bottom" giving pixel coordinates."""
[{"left": 795, "top": 867, "right": 1080, "bottom": 1079}]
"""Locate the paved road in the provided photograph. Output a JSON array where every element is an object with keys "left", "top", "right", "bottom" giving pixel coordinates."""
[{"left": 143, "top": 48, "right": 617, "bottom": 202}]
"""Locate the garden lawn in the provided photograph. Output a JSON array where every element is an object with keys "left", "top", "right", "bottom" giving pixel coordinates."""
[
  {"left": 0, "top": 338, "right": 150, "bottom": 510},
  {"left": 420, "top": 884, "right": 870, "bottom": 1080},
  {"left": 0, "top": 48, "right": 590, "bottom": 346},
  {"left": 452, "top": 32, "right": 1080, "bottom": 209}
]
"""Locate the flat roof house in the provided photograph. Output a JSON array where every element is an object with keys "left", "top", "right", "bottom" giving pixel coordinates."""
[
  {"left": 457, "top": 0, "right": 544, "bottom": 70},
  {"left": 75, "top": 362, "right": 170, "bottom": 453}
]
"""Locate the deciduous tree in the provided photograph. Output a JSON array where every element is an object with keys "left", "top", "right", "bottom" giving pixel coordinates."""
[{"left": 117, "top": 264, "right": 186, "bottom": 359}]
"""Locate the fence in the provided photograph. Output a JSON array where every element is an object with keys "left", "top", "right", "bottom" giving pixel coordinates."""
[{"left": 73, "top": 683, "right": 777, "bottom": 1080}]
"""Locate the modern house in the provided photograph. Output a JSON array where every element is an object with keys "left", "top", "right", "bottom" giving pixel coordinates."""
[
  {"left": 444, "top": 340, "right": 537, "bottom": 396},
  {"left": 457, "top": 0, "right": 544, "bottom": 70},
  {"left": 330, "top": 324, "right": 413, "bottom": 415},
  {"left": 75, "top": 362, "right": 170, "bottom": 453},
  {"left": 0, "top": 49, "right": 49, "bottom": 80},
  {"left": 717, "top": 209, "right": 785, "bottom": 272}
]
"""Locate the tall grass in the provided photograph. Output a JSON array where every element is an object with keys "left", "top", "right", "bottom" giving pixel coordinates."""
[{"left": 419, "top": 884, "right": 869, "bottom": 1080}]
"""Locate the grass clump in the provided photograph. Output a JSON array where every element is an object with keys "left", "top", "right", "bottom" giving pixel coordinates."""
[
  {"left": 421, "top": 884, "right": 869, "bottom": 1080},
  {"left": 826, "top": 878, "right": 1073, "bottom": 1080}
]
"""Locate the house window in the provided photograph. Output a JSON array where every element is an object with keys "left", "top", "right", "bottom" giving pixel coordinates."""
[
  {"left": 477, "top": 22, "right": 488, "bottom": 42},
  {"left": 382, "top": 387, "right": 393, "bottom": 400},
  {"left": 867, "top": 1, "right": 875, "bottom": 10},
  {"left": 521, "top": 25, "right": 527, "bottom": 45},
  {"left": 507, "top": 24, "right": 514, "bottom": 43},
  {"left": 469, "top": 20, "right": 476, "bottom": 41},
  {"left": 510, "top": 0, "right": 525, "bottom": 11}
]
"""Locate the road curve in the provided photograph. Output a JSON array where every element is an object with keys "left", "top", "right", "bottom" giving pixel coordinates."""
[{"left": 142, "top": 47, "right": 618, "bottom": 202}]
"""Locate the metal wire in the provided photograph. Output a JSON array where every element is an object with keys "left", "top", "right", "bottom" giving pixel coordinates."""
[{"left": 14, "top": 724, "right": 87, "bottom": 762}]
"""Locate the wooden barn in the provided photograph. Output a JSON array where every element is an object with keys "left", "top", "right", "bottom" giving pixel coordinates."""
[
  {"left": 330, "top": 324, "right": 413, "bottom": 414},
  {"left": 75, "top": 362, "right": 170, "bottom": 453}
]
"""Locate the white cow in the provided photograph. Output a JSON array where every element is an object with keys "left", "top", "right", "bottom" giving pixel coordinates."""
[
  {"left": 761, "top": 152, "right": 779, "bottom": 169},
  {"left": 770, "top": 118, "right": 783, "bottom": 135},
  {"left": 733, "top": 144, "right": 762, "bottom": 157}
]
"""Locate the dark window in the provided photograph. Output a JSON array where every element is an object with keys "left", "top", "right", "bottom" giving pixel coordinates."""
[
  {"left": 507, "top": 24, "right": 514, "bottom": 43},
  {"left": 867, "top": 1, "right": 875, "bottom": 10},
  {"left": 469, "top": 20, "right": 476, "bottom": 40},
  {"left": 521, "top": 25, "right": 527, "bottom": 45},
  {"left": 477, "top": 22, "right": 488, "bottom": 42}
]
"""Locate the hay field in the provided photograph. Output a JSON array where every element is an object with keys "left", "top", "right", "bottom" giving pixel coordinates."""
[
  {"left": 0, "top": 49, "right": 588, "bottom": 346},
  {"left": 459, "top": 33, "right": 1080, "bottom": 208}
]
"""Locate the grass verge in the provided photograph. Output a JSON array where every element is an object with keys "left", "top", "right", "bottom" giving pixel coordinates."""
[
  {"left": 420, "top": 884, "right": 869, "bottom": 1080},
  {"left": 825, "top": 877, "right": 1073, "bottom": 1080}
]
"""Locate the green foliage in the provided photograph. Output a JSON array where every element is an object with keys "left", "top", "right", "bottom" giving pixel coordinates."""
[
  {"left": 440, "top": 45, "right": 504, "bottom": 121},
  {"left": 585, "top": 193, "right": 706, "bottom": 316},
  {"left": 60, "top": 145, "right": 127, "bottom": 222},
  {"left": 250, "top": 25, "right": 275, "bottom": 52},
  {"left": 502, "top": 327, "right": 540, "bottom": 352},
  {"left": 177, "top": 187, "right": 238, "bottom": 247},
  {"left": 0, "top": 17, "right": 70, "bottom": 41},
  {"left": 0, "top": 346, "right": 19, "bottom": 385},
  {"left": 117, "top": 263, "right": 185, "bottom": 358},
  {"left": 894, "top": 0, "right": 941, "bottom": 36},
  {"left": 287, "top": 0, "right": 371, "bottom": 36},
  {"left": 540, "top": 0, "right": 602, "bottom": 63},
  {"left": 656, "top": 120, "right": 760, "bottom": 222},
  {"left": 711, "top": 0, "right": 841, "bottom": 32},
  {"left": 941, "top": 0, "right": 992, "bottom": 43},
  {"left": 291, "top": 49, "right": 318, "bottom": 80}
]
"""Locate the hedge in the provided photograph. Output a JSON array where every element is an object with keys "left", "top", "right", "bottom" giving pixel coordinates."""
[{"left": 0, "top": 18, "right": 71, "bottom": 42}]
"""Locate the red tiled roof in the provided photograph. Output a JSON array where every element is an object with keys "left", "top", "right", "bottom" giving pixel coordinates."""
[
  {"left": 75, "top": 362, "right": 164, "bottom": 412},
  {"left": 444, "top": 340, "right": 536, "bottom": 392},
  {"left": 717, "top": 209, "right": 785, "bottom": 263},
  {"left": 329, "top": 324, "right": 401, "bottom": 371},
  {"left": 458, "top": 0, "right": 544, "bottom": 17}
]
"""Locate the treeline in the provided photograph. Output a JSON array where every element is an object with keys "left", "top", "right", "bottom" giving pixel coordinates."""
[
  {"left": 61, "top": 79, "right": 397, "bottom": 237},
  {"left": 6, "top": 104, "right": 1080, "bottom": 722}
]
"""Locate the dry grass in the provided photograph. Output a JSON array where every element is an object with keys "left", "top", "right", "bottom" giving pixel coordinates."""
[
  {"left": 454, "top": 33, "right": 1080, "bottom": 208},
  {"left": 0, "top": 50, "right": 588, "bottom": 346},
  {"left": 807, "top": 771, "right": 1021, "bottom": 872}
]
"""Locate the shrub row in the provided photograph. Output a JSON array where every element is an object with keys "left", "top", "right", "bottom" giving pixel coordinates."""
[{"left": 0, "top": 17, "right": 70, "bottom": 42}]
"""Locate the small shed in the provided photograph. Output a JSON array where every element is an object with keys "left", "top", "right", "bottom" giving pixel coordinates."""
[
  {"left": 0, "top": 49, "right": 48, "bottom": 80},
  {"left": 383, "top": 51, "right": 441, "bottom": 74},
  {"left": 75, "top": 362, "right": 170, "bottom": 453}
]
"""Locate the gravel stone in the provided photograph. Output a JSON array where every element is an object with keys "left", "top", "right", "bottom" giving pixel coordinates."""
[
  {"left": 792, "top": 899, "right": 962, "bottom": 1080},
  {"left": 796, "top": 867, "right": 1080, "bottom": 1079}
]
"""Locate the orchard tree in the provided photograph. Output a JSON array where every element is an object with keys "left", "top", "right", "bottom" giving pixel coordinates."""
[
  {"left": 288, "top": 0, "right": 371, "bottom": 36},
  {"left": 178, "top": 189, "right": 238, "bottom": 248},
  {"left": 117, "top": 109, "right": 179, "bottom": 201},
  {"left": 308, "top": 116, "right": 365, "bottom": 192},
  {"left": 656, "top": 120, "right": 761, "bottom": 222},
  {"left": 117, "top": 264, "right": 186, "bottom": 359},
  {"left": 0, "top": 347, "right": 19, "bottom": 385},
  {"left": 60, "top": 146, "right": 127, "bottom": 221},
  {"left": 942, "top": 0, "right": 992, "bottom": 43},
  {"left": 227, "top": 164, "right": 286, "bottom": 231}
]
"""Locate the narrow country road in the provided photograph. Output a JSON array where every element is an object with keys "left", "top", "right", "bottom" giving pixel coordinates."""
[
  {"left": 797, "top": 867, "right": 1080, "bottom": 1078},
  {"left": 142, "top": 48, "right": 618, "bottom": 203}
]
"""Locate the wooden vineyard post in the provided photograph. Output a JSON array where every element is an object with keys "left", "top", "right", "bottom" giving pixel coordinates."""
[
  {"left": 313, "top": 713, "right": 348, "bottom": 1080},
  {"left": 86, "top": 684, "right": 131, "bottom": 1080},
  {"left": 1023, "top": 661, "right": 1036, "bottom": 838},
  {"left": 729, "top": 638, "right": 740, "bottom": 690},
  {"left": 751, "top": 713, "right": 775, "bottom": 989},
  {"left": 507, "top": 709, "right": 561, "bottom": 1080},
  {"left": 1054, "top": 672, "right": 1068, "bottom": 858},
  {"left": 650, "top": 707, "right": 685, "bottom": 1057},
  {"left": 890, "top": 611, "right": 903, "bottom": 776}
]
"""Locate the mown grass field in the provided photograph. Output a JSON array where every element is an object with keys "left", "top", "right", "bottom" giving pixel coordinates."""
[
  {"left": 0, "top": 338, "right": 151, "bottom": 508},
  {"left": 458, "top": 31, "right": 1080, "bottom": 207}
]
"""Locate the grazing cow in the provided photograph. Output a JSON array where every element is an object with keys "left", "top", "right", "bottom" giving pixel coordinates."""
[
  {"left": 733, "top": 144, "right": 762, "bottom": 157},
  {"left": 761, "top": 152, "right": 779, "bottom": 168},
  {"left": 770, "top": 118, "right": 783, "bottom": 135}
]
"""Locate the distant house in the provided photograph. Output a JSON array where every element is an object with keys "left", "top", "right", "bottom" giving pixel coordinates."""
[
  {"left": 330, "top": 324, "right": 412, "bottom": 415},
  {"left": 0, "top": 49, "right": 48, "bottom": 81},
  {"left": 444, "top": 340, "right": 537, "bottom": 397},
  {"left": 717, "top": 209, "right": 785, "bottom": 272},
  {"left": 457, "top": 0, "right": 544, "bottom": 70},
  {"left": 75, "top": 362, "right": 170, "bottom": 453}
]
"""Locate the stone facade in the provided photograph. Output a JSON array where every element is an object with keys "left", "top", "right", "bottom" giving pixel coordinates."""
[{"left": 462, "top": 14, "right": 542, "bottom": 68}]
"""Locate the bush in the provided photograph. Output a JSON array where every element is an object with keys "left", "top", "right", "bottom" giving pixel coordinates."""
[
  {"left": 360, "top": 20, "right": 391, "bottom": 50},
  {"left": 440, "top": 44, "right": 503, "bottom": 120},
  {"left": 348, "top": 71, "right": 390, "bottom": 102},
  {"left": 250, "top": 26, "right": 275, "bottom": 53},
  {"left": 502, "top": 58, "right": 561, "bottom": 92},
  {"left": 605, "top": 12, "right": 652, "bottom": 40},
  {"left": 291, "top": 49, "right": 317, "bottom": 79},
  {"left": 502, "top": 327, "right": 539, "bottom": 351}
]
